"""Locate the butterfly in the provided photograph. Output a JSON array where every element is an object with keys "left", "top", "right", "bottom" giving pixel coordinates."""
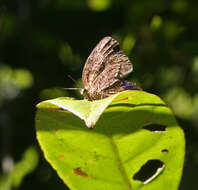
[{"left": 81, "top": 36, "right": 141, "bottom": 101}]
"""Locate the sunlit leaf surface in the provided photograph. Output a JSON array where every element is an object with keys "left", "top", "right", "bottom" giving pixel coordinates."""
[{"left": 36, "top": 91, "right": 185, "bottom": 190}]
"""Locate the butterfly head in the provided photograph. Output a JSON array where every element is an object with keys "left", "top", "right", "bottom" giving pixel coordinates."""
[
  {"left": 80, "top": 88, "right": 98, "bottom": 101},
  {"left": 80, "top": 88, "right": 90, "bottom": 100}
]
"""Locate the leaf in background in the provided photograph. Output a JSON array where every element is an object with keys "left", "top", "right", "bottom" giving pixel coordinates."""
[
  {"left": 0, "top": 147, "right": 39, "bottom": 190},
  {"left": 35, "top": 91, "right": 185, "bottom": 190}
]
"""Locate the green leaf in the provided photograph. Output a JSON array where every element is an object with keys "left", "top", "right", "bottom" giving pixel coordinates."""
[{"left": 35, "top": 91, "right": 185, "bottom": 190}]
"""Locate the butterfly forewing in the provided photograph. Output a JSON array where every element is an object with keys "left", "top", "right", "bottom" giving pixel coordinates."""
[{"left": 82, "top": 36, "right": 137, "bottom": 100}]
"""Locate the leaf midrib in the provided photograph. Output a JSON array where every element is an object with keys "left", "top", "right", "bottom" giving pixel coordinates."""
[{"left": 101, "top": 119, "right": 132, "bottom": 190}]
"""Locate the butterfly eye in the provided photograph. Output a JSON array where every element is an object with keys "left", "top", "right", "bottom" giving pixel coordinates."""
[
  {"left": 80, "top": 89, "right": 86, "bottom": 95},
  {"left": 80, "top": 89, "right": 84, "bottom": 95},
  {"left": 80, "top": 89, "right": 90, "bottom": 100}
]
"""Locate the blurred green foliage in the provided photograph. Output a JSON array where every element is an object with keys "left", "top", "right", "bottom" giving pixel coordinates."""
[
  {"left": 88, "top": 0, "right": 112, "bottom": 11},
  {"left": 0, "top": 147, "right": 38, "bottom": 190},
  {"left": 0, "top": 66, "right": 33, "bottom": 103},
  {"left": 0, "top": 0, "right": 197, "bottom": 189}
]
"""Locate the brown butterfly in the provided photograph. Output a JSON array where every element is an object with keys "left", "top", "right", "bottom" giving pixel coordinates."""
[{"left": 81, "top": 36, "right": 140, "bottom": 101}]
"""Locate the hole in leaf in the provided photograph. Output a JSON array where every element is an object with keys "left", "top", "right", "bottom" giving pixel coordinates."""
[
  {"left": 73, "top": 168, "right": 88, "bottom": 177},
  {"left": 133, "top": 159, "right": 165, "bottom": 184},
  {"left": 162, "top": 149, "right": 168, "bottom": 153},
  {"left": 143, "top": 124, "right": 166, "bottom": 132}
]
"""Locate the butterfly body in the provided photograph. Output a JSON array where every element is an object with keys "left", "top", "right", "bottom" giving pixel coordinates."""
[{"left": 81, "top": 36, "right": 140, "bottom": 101}]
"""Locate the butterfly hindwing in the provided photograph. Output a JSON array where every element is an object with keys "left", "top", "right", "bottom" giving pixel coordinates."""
[{"left": 82, "top": 36, "right": 135, "bottom": 100}]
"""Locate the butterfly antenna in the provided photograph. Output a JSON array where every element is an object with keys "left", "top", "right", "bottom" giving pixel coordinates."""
[
  {"left": 67, "top": 74, "right": 76, "bottom": 83},
  {"left": 64, "top": 74, "right": 83, "bottom": 91},
  {"left": 63, "top": 88, "right": 82, "bottom": 90}
]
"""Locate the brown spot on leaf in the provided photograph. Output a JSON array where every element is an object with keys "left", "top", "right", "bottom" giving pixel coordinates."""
[
  {"left": 46, "top": 108, "right": 58, "bottom": 112},
  {"left": 74, "top": 168, "right": 88, "bottom": 177},
  {"left": 118, "top": 97, "right": 129, "bottom": 101},
  {"left": 59, "top": 154, "right": 64, "bottom": 158},
  {"left": 59, "top": 113, "right": 66, "bottom": 118},
  {"left": 143, "top": 118, "right": 150, "bottom": 124}
]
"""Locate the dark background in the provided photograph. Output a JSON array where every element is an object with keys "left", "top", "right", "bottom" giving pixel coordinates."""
[{"left": 0, "top": 0, "right": 198, "bottom": 189}]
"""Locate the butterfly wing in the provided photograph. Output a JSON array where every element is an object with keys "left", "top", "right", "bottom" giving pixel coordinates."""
[
  {"left": 82, "top": 37, "right": 132, "bottom": 88},
  {"left": 82, "top": 36, "right": 135, "bottom": 100}
]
